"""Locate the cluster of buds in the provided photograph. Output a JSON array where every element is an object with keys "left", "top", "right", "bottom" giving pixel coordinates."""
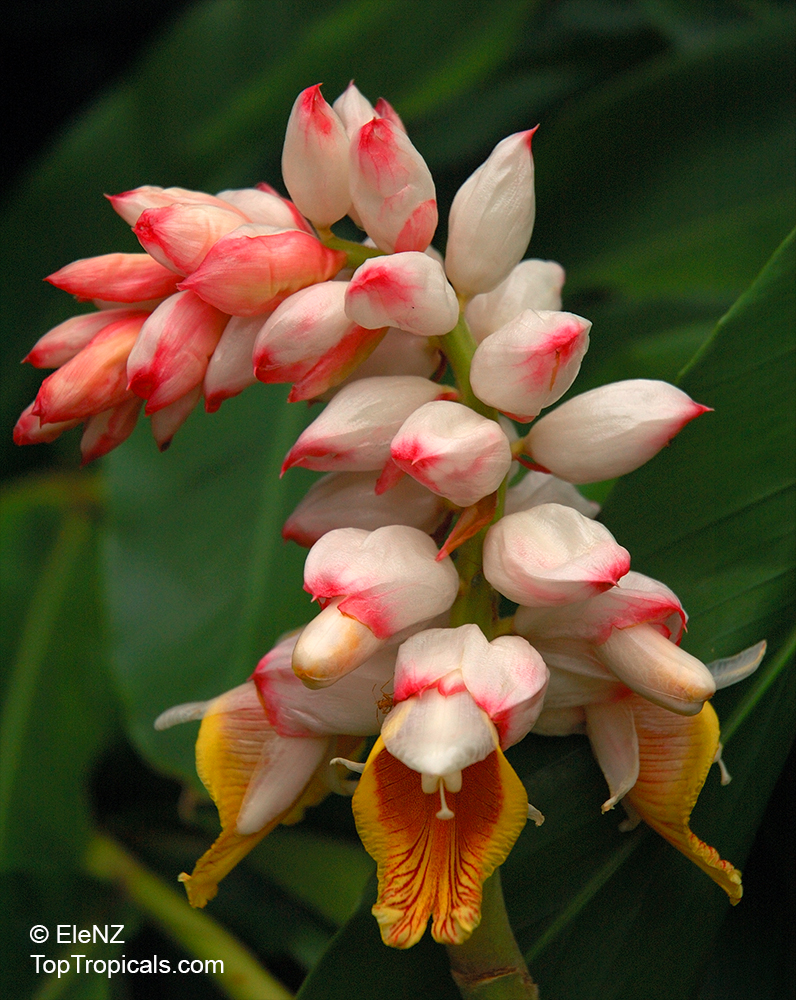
[{"left": 20, "top": 81, "right": 758, "bottom": 950}]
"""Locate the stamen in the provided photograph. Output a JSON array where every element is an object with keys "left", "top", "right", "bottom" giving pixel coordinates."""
[
  {"left": 436, "top": 781, "right": 454, "bottom": 821},
  {"left": 713, "top": 743, "right": 732, "bottom": 785},
  {"left": 527, "top": 803, "right": 545, "bottom": 826},
  {"left": 329, "top": 757, "right": 365, "bottom": 774}
]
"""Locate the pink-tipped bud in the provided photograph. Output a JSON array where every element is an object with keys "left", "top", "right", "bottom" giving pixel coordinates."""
[
  {"left": 505, "top": 470, "right": 600, "bottom": 520},
  {"left": 345, "top": 252, "right": 459, "bottom": 337},
  {"left": 46, "top": 254, "right": 181, "bottom": 303},
  {"left": 324, "top": 328, "right": 442, "bottom": 393},
  {"left": 484, "top": 504, "right": 630, "bottom": 607},
  {"left": 390, "top": 400, "right": 512, "bottom": 508},
  {"left": 253, "top": 280, "right": 385, "bottom": 399},
  {"left": 445, "top": 129, "right": 536, "bottom": 297},
  {"left": 514, "top": 570, "right": 687, "bottom": 648},
  {"left": 465, "top": 259, "right": 566, "bottom": 343},
  {"left": 304, "top": 525, "right": 458, "bottom": 638},
  {"left": 349, "top": 118, "right": 437, "bottom": 253},
  {"left": 203, "top": 314, "right": 268, "bottom": 412},
  {"left": 293, "top": 525, "right": 459, "bottom": 686},
  {"left": 134, "top": 203, "right": 246, "bottom": 275},
  {"left": 282, "top": 470, "right": 446, "bottom": 547},
  {"left": 282, "top": 375, "right": 457, "bottom": 474},
  {"left": 523, "top": 379, "right": 711, "bottom": 484},
  {"left": 282, "top": 84, "right": 352, "bottom": 229},
  {"left": 23, "top": 308, "right": 147, "bottom": 369},
  {"left": 178, "top": 225, "right": 346, "bottom": 316},
  {"left": 30, "top": 313, "right": 146, "bottom": 424},
  {"left": 333, "top": 81, "right": 376, "bottom": 137},
  {"left": 14, "top": 403, "right": 80, "bottom": 446},
  {"left": 373, "top": 97, "right": 406, "bottom": 133},
  {"left": 126, "top": 290, "right": 228, "bottom": 413},
  {"left": 80, "top": 395, "right": 143, "bottom": 464},
  {"left": 470, "top": 310, "right": 591, "bottom": 421},
  {"left": 216, "top": 186, "right": 312, "bottom": 231},
  {"left": 106, "top": 185, "right": 234, "bottom": 226},
  {"left": 149, "top": 383, "right": 203, "bottom": 451}
]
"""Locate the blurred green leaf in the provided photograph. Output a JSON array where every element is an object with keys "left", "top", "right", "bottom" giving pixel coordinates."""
[{"left": 0, "top": 481, "right": 122, "bottom": 999}]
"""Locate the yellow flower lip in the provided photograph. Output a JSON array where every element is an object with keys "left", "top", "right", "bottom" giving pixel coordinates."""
[{"left": 352, "top": 736, "right": 529, "bottom": 948}]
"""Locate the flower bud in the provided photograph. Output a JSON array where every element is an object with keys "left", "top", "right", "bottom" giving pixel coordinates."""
[
  {"left": 216, "top": 185, "right": 312, "bottom": 231},
  {"left": 178, "top": 225, "right": 346, "bottom": 316},
  {"left": 303, "top": 525, "right": 458, "bottom": 639},
  {"left": 514, "top": 570, "right": 686, "bottom": 647},
  {"left": 203, "top": 314, "right": 267, "bottom": 412},
  {"left": 106, "top": 185, "right": 233, "bottom": 225},
  {"left": 523, "top": 379, "right": 711, "bottom": 483},
  {"left": 14, "top": 403, "right": 80, "bottom": 446},
  {"left": 374, "top": 97, "right": 406, "bottom": 133},
  {"left": 46, "top": 253, "right": 181, "bottom": 303},
  {"left": 390, "top": 401, "right": 512, "bottom": 508},
  {"left": 483, "top": 504, "right": 630, "bottom": 606},
  {"left": 149, "top": 384, "right": 203, "bottom": 451},
  {"left": 333, "top": 81, "right": 376, "bottom": 136},
  {"left": 349, "top": 118, "right": 437, "bottom": 253},
  {"left": 23, "top": 308, "right": 148, "bottom": 369},
  {"left": 470, "top": 310, "right": 590, "bottom": 421},
  {"left": 282, "top": 84, "right": 351, "bottom": 229},
  {"left": 30, "top": 313, "right": 146, "bottom": 424},
  {"left": 282, "top": 375, "right": 456, "bottom": 474},
  {"left": 465, "top": 259, "right": 565, "bottom": 342},
  {"left": 445, "top": 129, "right": 536, "bottom": 297},
  {"left": 253, "top": 280, "right": 386, "bottom": 399},
  {"left": 80, "top": 395, "right": 143, "bottom": 464},
  {"left": 126, "top": 290, "right": 228, "bottom": 413},
  {"left": 134, "top": 203, "right": 246, "bottom": 275},
  {"left": 345, "top": 252, "right": 459, "bottom": 337},
  {"left": 282, "top": 470, "right": 446, "bottom": 547},
  {"left": 505, "top": 470, "right": 600, "bottom": 519}
]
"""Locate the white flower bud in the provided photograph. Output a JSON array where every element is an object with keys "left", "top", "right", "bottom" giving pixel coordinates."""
[
  {"left": 391, "top": 400, "right": 512, "bottom": 507},
  {"left": 483, "top": 503, "right": 630, "bottom": 606},
  {"left": 524, "top": 379, "right": 711, "bottom": 483},
  {"left": 445, "top": 130, "right": 536, "bottom": 297},
  {"left": 470, "top": 310, "right": 590, "bottom": 421}
]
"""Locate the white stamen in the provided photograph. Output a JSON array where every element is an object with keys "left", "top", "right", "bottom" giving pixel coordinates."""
[
  {"left": 713, "top": 743, "right": 732, "bottom": 785},
  {"left": 329, "top": 757, "right": 365, "bottom": 774},
  {"left": 527, "top": 803, "right": 545, "bottom": 826},
  {"left": 436, "top": 781, "right": 455, "bottom": 821},
  {"left": 153, "top": 701, "right": 208, "bottom": 730}
]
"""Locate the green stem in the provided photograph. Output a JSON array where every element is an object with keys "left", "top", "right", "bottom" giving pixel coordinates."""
[
  {"left": 447, "top": 870, "right": 539, "bottom": 999},
  {"left": 84, "top": 834, "right": 293, "bottom": 1000},
  {"left": 316, "top": 228, "right": 386, "bottom": 269},
  {"left": 440, "top": 311, "right": 495, "bottom": 418}
]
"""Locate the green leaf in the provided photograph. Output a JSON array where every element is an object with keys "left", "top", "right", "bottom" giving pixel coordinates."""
[{"left": 0, "top": 479, "right": 122, "bottom": 1000}]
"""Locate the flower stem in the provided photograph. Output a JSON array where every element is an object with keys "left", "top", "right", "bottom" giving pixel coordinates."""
[
  {"left": 447, "top": 870, "right": 538, "bottom": 999},
  {"left": 316, "top": 228, "right": 386, "bottom": 269},
  {"left": 84, "top": 833, "right": 293, "bottom": 1000},
  {"left": 440, "top": 310, "right": 495, "bottom": 418}
]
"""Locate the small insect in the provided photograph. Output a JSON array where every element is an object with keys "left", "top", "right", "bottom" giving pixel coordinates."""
[{"left": 373, "top": 681, "right": 394, "bottom": 721}]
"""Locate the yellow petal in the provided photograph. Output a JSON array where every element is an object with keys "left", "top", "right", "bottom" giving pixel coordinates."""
[
  {"left": 625, "top": 696, "right": 742, "bottom": 903},
  {"left": 352, "top": 736, "right": 528, "bottom": 948},
  {"left": 180, "top": 689, "right": 352, "bottom": 908}
]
